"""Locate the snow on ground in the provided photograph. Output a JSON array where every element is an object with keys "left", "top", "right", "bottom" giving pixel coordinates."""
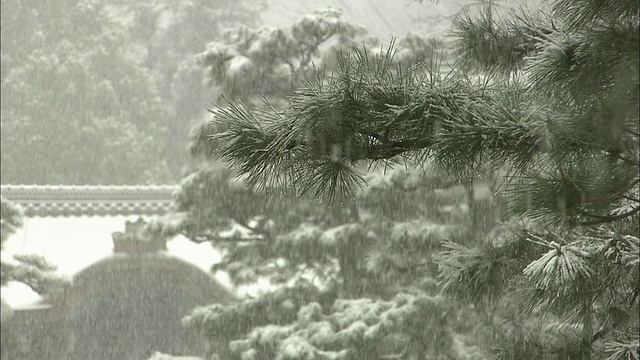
[{"left": 1, "top": 216, "right": 231, "bottom": 307}]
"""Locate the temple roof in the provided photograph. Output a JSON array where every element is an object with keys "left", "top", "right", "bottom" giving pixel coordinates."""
[{"left": 1, "top": 185, "right": 180, "bottom": 217}]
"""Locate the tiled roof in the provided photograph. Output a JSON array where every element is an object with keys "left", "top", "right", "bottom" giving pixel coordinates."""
[{"left": 1, "top": 185, "right": 180, "bottom": 217}]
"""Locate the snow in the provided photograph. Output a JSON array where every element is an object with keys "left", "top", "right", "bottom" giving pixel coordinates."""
[
  {"left": 1, "top": 282, "right": 43, "bottom": 308},
  {"left": 226, "top": 55, "right": 253, "bottom": 77},
  {"left": 2, "top": 216, "right": 122, "bottom": 276}
]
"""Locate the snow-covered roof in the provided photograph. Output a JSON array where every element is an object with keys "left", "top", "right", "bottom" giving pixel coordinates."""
[{"left": 1, "top": 184, "right": 180, "bottom": 217}]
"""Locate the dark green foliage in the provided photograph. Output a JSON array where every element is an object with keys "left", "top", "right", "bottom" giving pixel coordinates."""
[
  {"left": 197, "top": 1, "right": 639, "bottom": 359},
  {"left": 184, "top": 282, "right": 336, "bottom": 341},
  {"left": 450, "top": 5, "right": 549, "bottom": 75},
  {"left": 0, "top": 199, "right": 70, "bottom": 312},
  {"left": 0, "top": 0, "right": 172, "bottom": 184},
  {"left": 552, "top": 0, "right": 639, "bottom": 31},
  {"left": 186, "top": 287, "right": 457, "bottom": 360},
  {"left": 1, "top": 197, "right": 23, "bottom": 245},
  {"left": 0, "top": 256, "right": 70, "bottom": 296},
  {"left": 445, "top": 2, "right": 639, "bottom": 357},
  {"left": 188, "top": 15, "right": 448, "bottom": 169},
  {"left": 169, "top": 36, "right": 500, "bottom": 357},
  {"left": 164, "top": 162, "right": 483, "bottom": 358},
  {"left": 196, "top": 8, "right": 368, "bottom": 108},
  {"left": 111, "top": 0, "right": 263, "bottom": 178},
  {"left": 171, "top": 166, "right": 332, "bottom": 243},
  {"left": 210, "top": 47, "right": 472, "bottom": 201},
  {"left": 0, "top": 0, "right": 261, "bottom": 184}
]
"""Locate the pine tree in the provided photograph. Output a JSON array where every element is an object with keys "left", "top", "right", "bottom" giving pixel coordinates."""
[
  {"left": 149, "top": 10, "right": 484, "bottom": 358},
  {"left": 1, "top": 199, "right": 71, "bottom": 359},
  {"left": 1, "top": 198, "right": 70, "bottom": 303},
  {"left": 207, "top": 1, "right": 639, "bottom": 359}
]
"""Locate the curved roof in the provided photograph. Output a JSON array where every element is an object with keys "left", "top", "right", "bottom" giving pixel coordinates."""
[
  {"left": 5, "top": 251, "right": 237, "bottom": 360},
  {"left": 1, "top": 184, "right": 180, "bottom": 217},
  {"left": 70, "top": 252, "right": 236, "bottom": 299}
]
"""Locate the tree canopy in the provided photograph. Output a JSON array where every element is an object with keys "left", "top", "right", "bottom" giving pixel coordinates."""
[
  {"left": 198, "top": 0, "right": 639, "bottom": 359},
  {"left": 0, "top": 0, "right": 261, "bottom": 184},
  {"left": 0, "top": 0, "right": 173, "bottom": 184},
  {"left": 148, "top": 8, "right": 482, "bottom": 359}
]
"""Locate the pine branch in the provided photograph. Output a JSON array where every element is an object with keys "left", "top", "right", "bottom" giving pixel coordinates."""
[
  {"left": 526, "top": 22, "right": 639, "bottom": 106},
  {"left": 553, "top": 0, "right": 639, "bottom": 31},
  {"left": 450, "top": 5, "right": 552, "bottom": 75},
  {"left": 437, "top": 238, "right": 535, "bottom": 306},
  {"left": 364, "top": 137, "right": 436, "bottom": 160},
  {"left": 579, "top": 205, "right": 640, "bottom": 226},
  {"left": 603, "top": 339, "right": 640, "bottom": 360},
  {"left": 210, "top": 46, "right": 551, "bottom": 202},
  {"left": 202, "top": 223, "right": 277, "bottom": 249}
]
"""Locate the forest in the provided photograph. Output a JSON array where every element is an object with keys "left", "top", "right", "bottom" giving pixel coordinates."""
[{"left": 1, "top": 0, "right": 638, "bottom": 359}]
